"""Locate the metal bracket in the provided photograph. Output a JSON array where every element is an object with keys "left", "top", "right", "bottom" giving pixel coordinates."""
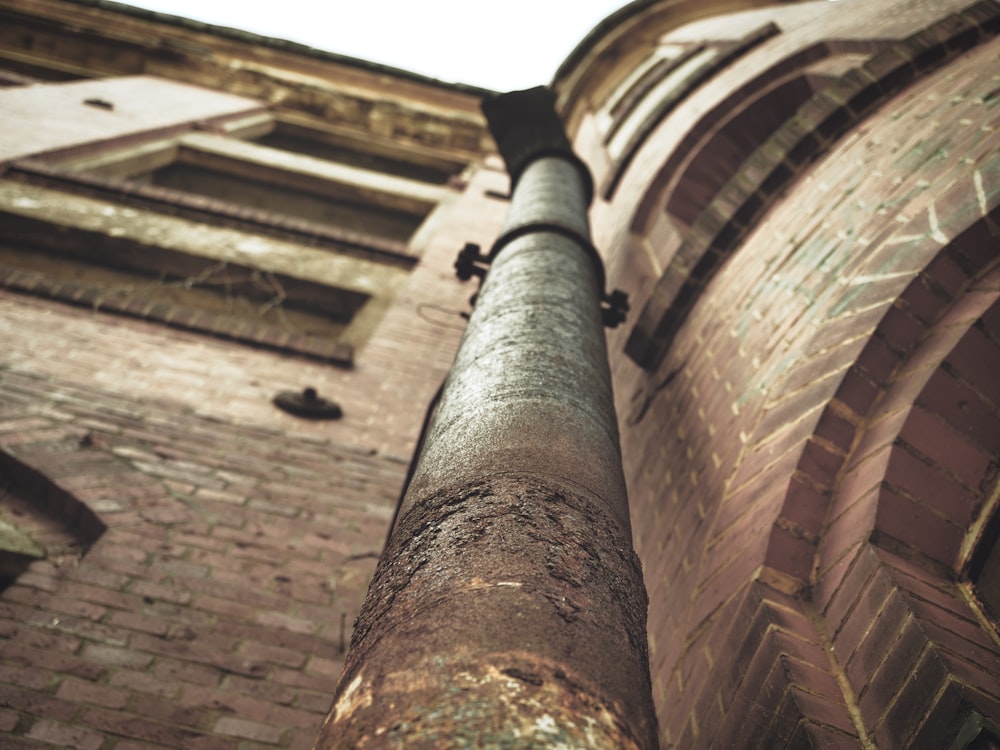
[
  {"left": 454, "top": 242, "right": 490, "bottom": 282},
  {"left": 455, "top": 242, "right": 629, "bottom": 329},
  {"left": 273, "top": 387, "right": 343, "bottom": 420},
  {"left": 601, "top": 289, "right": 629, "bottom": 329}
]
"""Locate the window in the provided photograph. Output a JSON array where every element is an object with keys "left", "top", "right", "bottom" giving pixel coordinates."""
[
  {"left": 0, "top": 97, "right": 465, "bottom": 362},
  {"left": 244, "top": 114, "right": 466, "bottom": 186},
  {"left": 50, "top": 130, "right": 448, "bottom": 246}
]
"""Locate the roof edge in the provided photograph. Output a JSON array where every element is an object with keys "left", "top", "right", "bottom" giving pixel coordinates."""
[
  {"left": 552, "top": 0, "right": 659, "bottom": 87},
  {"left": 65, "top": 0, "right": 498, "bottom": 98}
]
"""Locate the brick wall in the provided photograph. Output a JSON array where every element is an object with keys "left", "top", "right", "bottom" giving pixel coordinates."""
[
  {"left": 0, "top": 134, "right": 508, "bottom": 748},
  {"left": 0, "top": 357, "right": 396, "bottom": 749},
  {"left": 5, "top": 0, "right": 1000, "bottom": 746},
  {"left": 569, "top": 0, "right": 1000, "bottom": 747}
]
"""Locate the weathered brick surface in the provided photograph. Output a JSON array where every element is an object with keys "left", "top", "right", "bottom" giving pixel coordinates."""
[
  {"left": 578, "top": 0, "right": 1000, "bottom": 746},
  {"left": 0, "top": 123, "right": 507, "bottom": 746},
  {"left": 0, "top": 366, "right": 392, "bottom": 745},
  {"left": 5, "top": 0, "right": 1000, "bottom": 746}
]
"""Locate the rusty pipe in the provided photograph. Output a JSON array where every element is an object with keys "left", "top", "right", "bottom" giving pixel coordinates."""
[{"left": 315, "top": 88, "right": 658, "bottom": 749}]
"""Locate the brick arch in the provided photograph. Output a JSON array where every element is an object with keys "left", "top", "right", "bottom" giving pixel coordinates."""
[
  {"left": 760, "top": 214, "right": 1000, "bottom": 587},
  {"left": 808, "top": 259, "right": 1000, "bottom": 582},
  {"left": 813, "top": 268, "right": 999, "bottom": 575},
  {"left": 664, "top": 73, "right": 816, "bottom": 229},
  {"left": 759, "top": 237, "right": 1000, "bottom": 746},
  {"left": 814, "top": 283, "right": 1000, "bottom": 746},
  {"left": 869, "top": 299, "right": 1000, "bottom": 569}
]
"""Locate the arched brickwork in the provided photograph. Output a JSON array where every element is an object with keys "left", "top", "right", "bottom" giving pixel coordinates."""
[
  {"left": 763, "top": 207, "right": 1000, "bottom": 587},
  {"left": 674, "top": 222, "right": 1000, "bottom": 750},
  {"left": 598, "top": 16, "right": 1000, "bottom": 745},
  {"left": 807, "top": 262, "right": 1000, "bottom": 747},
  {"left": 871, "top": 293, "right": 1000, "bottom": 567},
  {"left": 625, "top": 1, "right": 1000, "bottom": 368},
  {"left": 634, "top": 39, "right": 885, "bottom": 232}
]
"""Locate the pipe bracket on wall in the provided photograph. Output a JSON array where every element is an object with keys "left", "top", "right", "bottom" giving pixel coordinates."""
[
  {"left": 454, "top": 242, "right": 490, "bottom": 282},
  {"left": 601, "top": 288, "right": 629, "bottom": 328},
  {"left": 454, "top": 239, "right": 629, "bottom": 328}
]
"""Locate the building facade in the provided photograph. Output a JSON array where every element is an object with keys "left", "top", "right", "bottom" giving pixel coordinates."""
[
  {"left": 557, "top": 0, "right": 1000, "bottom": 747},
  {"left": 0, "top": 0, "right": 998, "bottom": 748}
]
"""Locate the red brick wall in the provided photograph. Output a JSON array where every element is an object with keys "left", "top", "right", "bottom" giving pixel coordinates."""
[
  {"left": 573, "top": 1, "right": 1000, "bottom": 747},
  {"left": 0, "top": 153, "right": 508, "bottom": 747},
  {"left": 6, "top": 0, "right": 1000, "bottom": 746}
]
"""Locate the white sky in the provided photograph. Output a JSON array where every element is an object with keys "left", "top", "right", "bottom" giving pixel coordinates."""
[{"left": 124, "top": 1, "right": 631, "bottom": 91}]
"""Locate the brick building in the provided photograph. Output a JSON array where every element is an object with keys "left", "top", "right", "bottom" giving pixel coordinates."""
[{"left": 0, "top": 0, "right": 998, "bottom": 748}]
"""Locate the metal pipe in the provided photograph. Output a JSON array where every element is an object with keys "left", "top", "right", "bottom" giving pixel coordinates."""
[{"left": 315, "top": 87, "right": 657, "bottom": 749}]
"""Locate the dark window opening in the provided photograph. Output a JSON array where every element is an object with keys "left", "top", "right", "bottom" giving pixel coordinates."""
[
  {"left": 44, "top": 131, "right": 438, "bottom": 248},
  {"left": 0, "top": 239, "right": 363, "bottom": 335},
  {"left": 136, "top": 161, "right": 424, "bottom": 244},
  {"left": 254, "top": 126, "right": 460, "bottom": 185},
  {"left": 0, "top": 218, "right": 366, "bottom": 366},
  {"left": 666, "top": 75, "right": 815, "bottom": 228}
]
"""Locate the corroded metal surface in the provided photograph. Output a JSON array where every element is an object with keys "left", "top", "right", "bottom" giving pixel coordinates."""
[
  {"left": 316, "top": 89, "right": 657, "bottom": 749},
  {"left": 316, "top": 475, "right": 655, "bottom": 748}
]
